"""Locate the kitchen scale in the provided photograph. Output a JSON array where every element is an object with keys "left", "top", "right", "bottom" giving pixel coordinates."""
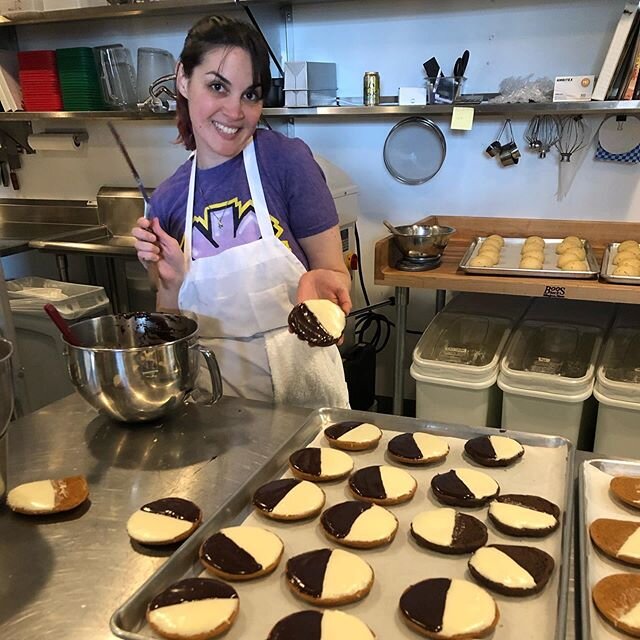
[{"left": 396, "top": 255, "right": 441, "bottom": 271}]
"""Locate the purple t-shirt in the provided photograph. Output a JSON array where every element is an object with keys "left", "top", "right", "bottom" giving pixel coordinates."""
[{"left": 149, "top": 129, "right": 338, "bottom": 269}]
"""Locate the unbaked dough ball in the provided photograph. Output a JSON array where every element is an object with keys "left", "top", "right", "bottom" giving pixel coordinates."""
[
  {"left": 559, "top": 246, "right": 586, "bottom": 262},
  {"left": 614, "top": 263, "right": 640, "bottom": 276},
  {"left": 519, "top": 256, "right": 543, "bottom": 269},
  {"left": 469, "top": 255, "right": 495, "bottom": 268},
  {"left": 618, "top": 240, "right": 639, "bottom": 253},
  {"left": 561, "top": 260, "right": 587, "bottom": 271},
  {"left": 614, "top": 249, "right": 640, "bottom": 265},
  {"left": 480, "top": 238, "right": 502, "bottom": 252},
  {"left": 523, "top": 236, "right": 545, "bottom": 250},
  {"left": 521, "top": 249, "right": 544, "bottom": 262},
  {"left": 477, "top": 248, "right": 500, "bottom": 265},
  {"left": 485, "top": 234, "right": 504, "bottom": 248},
  {"left": 556, "top": 236, "right": 582, "bottom": 254},
  {"left": 615, "top": 258, "right": 640, "bottom": 271}
]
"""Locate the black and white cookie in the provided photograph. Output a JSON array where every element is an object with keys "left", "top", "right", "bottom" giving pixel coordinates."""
[
  {"left": 411, "top": 508, "right": 488, "bottom": 555},
  {"left": 286, "top": 547, "right": 374, "bottom": 606},
  {"left": 431, "top": 468, "right": 499, "bottom": 508},
  {"left": 468, "top": 544, "right": 555, "bottom": 596},
  {"left": 288, "top": 299, "right": 346, "bottom": 347},
  {"left": 593, "top": 573, "right": 640, "bottom": 638},
  {"left": 200, "top": 525, "right": 284, "bottom": 581},
  {"left": 324, "top": 421, "right": 382, "bottom": 451},
  {"left": 399, "top": 578, "right": 499, "bottom": 640},
  {"left": 7, "top": 475, "right": 89, "bottom": 515},
  {"left": 267, "top": 610, "right": 376, "bottom": 640},
  {"left": 321, "top": 500, "right": 398, "bottom": 548},
  {"left": 146, "top": 577, "right": 239, "bottom": 640},
  {"left": 253, "top": 478, "right": 325, "bottom": 521},
  {"left": 126, "top": 497, "right": 202, "bottom": 545},
  {"left": 289, "top": 447, "right": 354, "bottom": 482},
  {"left": 348, "top": 464, "right": 417, "bottom": 505},
  {"left": 488, "top": 494, "right": 560, "bottom": 537},
  {"left": 464, "top": 435, "right": 524, "bottom": 468},
  {"left": 590, "top": 518, "right": 640, "bottom": 566},
  {"left": 387, "top": 432, "right": 450, "bottom": 465}
]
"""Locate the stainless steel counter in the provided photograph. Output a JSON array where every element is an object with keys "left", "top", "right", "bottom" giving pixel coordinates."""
[{"left": 0, "top": 394, "right": 311, "bottom": 640}]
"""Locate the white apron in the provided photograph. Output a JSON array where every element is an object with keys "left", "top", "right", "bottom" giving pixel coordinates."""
[{"left": 178, "top": 140, "right": 349, "bottom": 409}]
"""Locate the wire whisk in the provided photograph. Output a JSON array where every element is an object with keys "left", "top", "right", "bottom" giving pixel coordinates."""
[{"left": 555, "top": 115, "right": 588, "bottom": 162}]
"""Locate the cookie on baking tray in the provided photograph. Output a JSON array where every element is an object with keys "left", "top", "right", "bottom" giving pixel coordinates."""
[
  {"left": 590, "top": 518, "right": 640, "bottom": 566},
  {"left": 610, "top": 476, "right": 640, "bottom": 510},
  {"left": 267, "top": 609, "right": 376, "bottom": 640},
  {"left": 286, "top": 547, "right": 374, "bottom": 606},
  {"left": 289, "top": 447, "right": 354, "bottom": 482},
  {"left": 399, "top": 577, "right": 499, "bottom": 639},
  {"left": 323, "top": 421, "right": 382, "bottom": 451},
  {"left": 410, "top": 508, "right": 488, "bottom": 555},
  {"left": 146, "top": 577, "right": 239, "bottom": 640},
  {"left": 387, "top": 432, "right": 449, "bottom": 465},
  {"left": 593, "top": 573, "right": 640, "bottom": 638},
  {"left": 288, "top": 299, "right": 346, "bottom": 347},
  {"left": 7, "top": 475, "right": 89, "bottom": 515},
  {"left": 488, "top": 494, "right": 560, "bottom": 537},
  {"left": 468, "top": 544, "right": 555, "bottom": 597},
  {"left": 430, "top": 468, "right": 499, "bottom": 508},
  {"left": 348, "top": 464, "right": 417, "bottom": 505},
  {"left": 464, "top": 435, "right": 524, "bottom": 468},
  {"left": 320, "top": 500, "right": 398, "bottom": 548},
  {"left": 126, "top": 497, "right": 202, "bottom": 545},
  {"left": 252, "top": 478, "right": 325, "bottom": 521},
  {"left": 199, "top": 525, "right": 284, "bottom": 581}
]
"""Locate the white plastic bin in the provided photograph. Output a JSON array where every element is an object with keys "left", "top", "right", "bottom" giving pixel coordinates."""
[
  {"left": 6, "top": 277, "right": 110, "bottom": 412},
  {"left": 411, "top": 294, "right": 530, "bottom": 427},
  {"left": 498, "top": 320, "right": 602, "bottom": 448},
  {"left": 593, "top": 321, "right": 640, "bottom": 458}
]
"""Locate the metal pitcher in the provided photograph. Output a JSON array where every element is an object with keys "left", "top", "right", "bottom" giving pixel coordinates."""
[{"left": 64, "top": 313, "right": 222, "bottom": 423}]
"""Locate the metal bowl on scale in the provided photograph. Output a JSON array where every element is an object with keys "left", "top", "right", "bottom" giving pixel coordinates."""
[{"left": 387, "top": 223, "right": 456, "bottom": 271}]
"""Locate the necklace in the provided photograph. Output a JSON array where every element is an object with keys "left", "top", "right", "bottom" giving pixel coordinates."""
[{"left": 196, "top": 173, "right": 224, "bottom": 230}]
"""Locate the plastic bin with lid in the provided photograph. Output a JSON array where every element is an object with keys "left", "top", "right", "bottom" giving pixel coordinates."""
[
  {"left": 6, "top": 277, "right": 110, "bottom": 413},
  {"left": 593, "top": 305, "right": 640, "bottom": 458},
  {"left": 410, "top": 293, "right": 530, "bottom": 427}
]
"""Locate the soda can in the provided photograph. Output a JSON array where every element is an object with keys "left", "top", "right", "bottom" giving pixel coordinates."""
[{"left": 363, "top": 71, "right": 380, "bottom": 106}]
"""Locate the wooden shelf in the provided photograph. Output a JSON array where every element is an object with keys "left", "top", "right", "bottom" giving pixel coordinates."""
[{"left": 374, "top": 215, "right": 640, "bottom": 304}]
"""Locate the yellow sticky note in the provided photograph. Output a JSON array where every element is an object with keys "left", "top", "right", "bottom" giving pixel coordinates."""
[{"left": 451, "top": 106, "right": 474, "bottom": 130}]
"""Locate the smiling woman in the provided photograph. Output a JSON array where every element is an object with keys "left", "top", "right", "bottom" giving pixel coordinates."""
[{"left": 131, "top": 15, "right": 352, "bottom": 409}]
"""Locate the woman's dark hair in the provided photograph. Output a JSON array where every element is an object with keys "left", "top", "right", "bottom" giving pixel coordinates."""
[{"left": 176, "top": 15, "right": 271, "bottom": 150}]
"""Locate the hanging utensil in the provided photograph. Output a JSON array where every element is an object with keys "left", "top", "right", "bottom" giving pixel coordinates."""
[
  {"left": 107, "top": 122, "right": 151, "bottom": 217},
  {"left": 555, "top": 115, "right": 588, "bottom": 162},
  {"left": 524, "top": 116, "right": 542, "bottom": 150},
  {"left": 44, "top": 303, "right": 81, "bottom": 346},
  {"left": 383, "top": 220, "right": 403, "bottom": 235},
  {"left": 536, "top": 115, "right": 560, "bottom": 159}
]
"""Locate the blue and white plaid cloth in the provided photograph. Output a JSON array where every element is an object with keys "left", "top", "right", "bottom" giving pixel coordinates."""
[{"left": 595, "top": 142, "right": 640, "bottom": 163}]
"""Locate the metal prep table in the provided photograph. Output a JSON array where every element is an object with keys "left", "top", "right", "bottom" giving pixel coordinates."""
[{"left": 0, "top": 393, "right": 587, "bottom": 640}]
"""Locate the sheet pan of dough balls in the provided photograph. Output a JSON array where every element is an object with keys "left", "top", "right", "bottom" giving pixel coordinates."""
[
  {"left": 460, "top": 235, "right": 599, "bottom": 278},
  {"left": 601, "top": 241, "right": 640, "bottom": 284}
]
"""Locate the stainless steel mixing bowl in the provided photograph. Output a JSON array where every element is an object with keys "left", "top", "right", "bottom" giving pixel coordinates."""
[
  {"left": 391, "top": 224, "right": 456, "bottom": 259},
  {"left": 64, "top": 313, "right": 222, "bottom": 423},
  {"left": 0, "top": 338, "right": 13, "bottom": 501}
]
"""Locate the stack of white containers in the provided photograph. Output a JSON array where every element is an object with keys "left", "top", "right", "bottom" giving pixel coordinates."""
[
  {"left": 497, "top": 299, "right": 614, "bottom": 450},
  {"left": 411, "top": 293, "right": 530, "bottom": 427},
  {"left": 593, "top": 304, "right": 640, "bottom": 458}
]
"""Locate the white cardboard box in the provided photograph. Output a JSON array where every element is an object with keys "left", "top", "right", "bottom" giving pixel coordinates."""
[
  {"left": 553, "top": 75, "right": 595, "bottom": 102},
  {"left": 284, "top": 61, "right": 337, "bottom": 91}
]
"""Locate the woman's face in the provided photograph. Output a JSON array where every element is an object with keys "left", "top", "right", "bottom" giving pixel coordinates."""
[{"left": 177, "top": 46, "right": 264, "bottom": 168}]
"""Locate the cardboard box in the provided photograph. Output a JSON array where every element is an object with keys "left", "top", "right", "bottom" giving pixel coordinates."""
[
  {"left": 284, "top": 62, "right": 337, "bottom": 91},
  {"left": 399, "top": 87, "right": 427, "bottom": 105},
  {"left": 553, "top": 75, "right": 595, "bottom": 102}
]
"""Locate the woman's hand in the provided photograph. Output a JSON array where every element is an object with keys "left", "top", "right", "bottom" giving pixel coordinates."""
[
  {"left": 297, "top": 268, "right": 352, "bottom": 315},
  {"left": 132, "top": 217, "right": 185, "bottom": 309}
]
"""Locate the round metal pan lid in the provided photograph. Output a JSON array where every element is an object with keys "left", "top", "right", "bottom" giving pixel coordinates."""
[{"left": 383, "top": 116, "right": 446, "bottom": 185}]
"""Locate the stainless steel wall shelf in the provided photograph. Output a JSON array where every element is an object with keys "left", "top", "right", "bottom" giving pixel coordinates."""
[{"left": 1, "top": 100, "right": 638, "bottom": 122}]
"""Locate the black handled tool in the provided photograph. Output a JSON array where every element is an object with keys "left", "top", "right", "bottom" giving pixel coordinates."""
[{"left": 423, "top": 57, "right": 443, "bottom": 80}]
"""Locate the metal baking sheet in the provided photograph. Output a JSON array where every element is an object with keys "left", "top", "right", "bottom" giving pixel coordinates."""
[
  {"left": 600, "top": 243, "right": 640, "bottom": 285},
  {"left": 579, "top": 459, "right": 640, "bottom": 640},
  {"left": 111, "top": 409, "right": 574, "bottom": 640},
  {"left": 460, "top": 237, "right": 599, "bottom": 279}
]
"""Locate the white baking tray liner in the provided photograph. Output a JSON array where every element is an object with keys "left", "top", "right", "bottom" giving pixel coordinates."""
[
  {"left": 580, "top": 459, "right": 640, "bottom": 639},
  {"left": 111, "top": 410, "right": 574, "bottom": 640},
  {"left": 460, "top": 237, "right": 599, "bottom": 279}
]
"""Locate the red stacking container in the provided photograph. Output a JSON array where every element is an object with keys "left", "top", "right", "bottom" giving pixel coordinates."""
[{"left": 18, "top": 50, "right": 63, "bottom": 111}]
